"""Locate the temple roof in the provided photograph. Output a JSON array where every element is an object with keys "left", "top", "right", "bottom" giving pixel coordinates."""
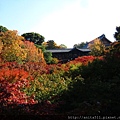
[
  {"left": 47, "top": 47, "right": 90, "bottom": 53},
  {"left": 82, "top": 34, "right": 112, "bottom": 49},
  {"left": 47, "top": 34, "right": 111, "bottom": 53}
]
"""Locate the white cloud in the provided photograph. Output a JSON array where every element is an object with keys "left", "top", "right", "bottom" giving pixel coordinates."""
[{"left": 31, "top": 0, "right": 120, "bottom": 48}]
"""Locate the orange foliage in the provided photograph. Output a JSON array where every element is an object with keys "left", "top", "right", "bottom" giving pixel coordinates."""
[
  {"left": 0, "top": 68, "right": 32, "bottom": 81},
  {"left": 0, "top": 68, "right": 37, "bottom": 105},
  {"left": 0, "top": 30, "right": 46, "bottom": 63},
  {"left": 24, "top": 41, "right": 45, "bottom": 63}
]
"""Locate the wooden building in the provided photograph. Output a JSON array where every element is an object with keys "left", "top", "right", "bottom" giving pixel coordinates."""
[
  {"left": 47, "top": 34, "right": 112, "bottom": 63},
  {"left": 81, "top": 34, "right": 112, "bottom": 49},
  {"left": 47, "top": 47, "right": 90, "bottom": 62}
]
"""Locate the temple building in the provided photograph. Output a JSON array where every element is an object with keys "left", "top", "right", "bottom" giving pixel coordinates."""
[
  {"left": 81, "top": 34, "right": 112, "bottom": 49},
  {"left": 47, "top": 34, "right": 112, "bottom": 63}
]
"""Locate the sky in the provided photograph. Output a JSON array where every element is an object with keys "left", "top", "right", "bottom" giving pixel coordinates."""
[{"left": 0, "top": 0, "right": 120, "bottom": 48}]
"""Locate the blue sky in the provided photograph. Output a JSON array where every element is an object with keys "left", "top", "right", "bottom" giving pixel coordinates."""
[{"left": 0, "top": 0, "right": 120, "bottom": 47}]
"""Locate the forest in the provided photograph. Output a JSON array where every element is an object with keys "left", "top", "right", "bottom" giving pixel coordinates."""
[{"left": 0, "top": 25, "right": 120, "bottom": 119}]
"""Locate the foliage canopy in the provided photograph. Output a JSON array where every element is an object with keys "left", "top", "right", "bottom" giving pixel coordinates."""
[{"left": 22, "top": 32, "right": 45, "bottom": 45}]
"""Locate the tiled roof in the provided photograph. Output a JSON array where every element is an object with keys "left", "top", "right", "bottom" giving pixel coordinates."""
[
  {"left": 47, "top": 48, "right": 90, "bottom": 53},
  {"left": 47, "top": 34, "right": 109, "bottom": 53},
  {"left": 81, "top": 34, "right": 112, "bottom": 49},
  {"left": 46, "top": 49, "right": 71, "bottom": 53},
  {"left": 79, "top": 48, "right": 91, "bottom": 52},
  {"left": 98, "top": 34, "right": 105, "bottom": 39}
]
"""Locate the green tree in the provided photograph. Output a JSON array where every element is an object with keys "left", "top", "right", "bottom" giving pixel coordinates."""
[
  {"left": 44, "top": 51, "right": 52, "bottom": 63},
  {"left": 0, "top": 25, "right": 8, "bottom": 32},
  {"left": 35, "top": 44, "right": 46, "bottom": 52},
  {"left": 114, "top": 26, "right": 120, "bottom": 41},
  {"left": 43, "top": 40, "right": 67, "bottom": 49},
  {"left": 35, "top": 44, "right": 53, "bottom": 63},
  {"left": 45, "top": 40, "right": 57, "bottom": 49},
  {"left": 59, "top": 44, "right": 67, "bottom": 49},
  {"left": 73, "top": 42, "right": 86, "bottom": 48},
  {"left": 21, "top": 32, "right": 45, "bottom": 45}
]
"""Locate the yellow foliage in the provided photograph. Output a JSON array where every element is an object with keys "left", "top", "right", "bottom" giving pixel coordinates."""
[
  {"left": 42, "top": 42, "right": 48, "bottom": 46},
  {"left": 0, "top": 30, "right": 26, "bottom": 62},
  {"left": 0, "top": 30, "right": 45, "bottom": 63},
  {"left": 0, "top": 30, "right": 24, "bottom": 45},
  {"left": 0, "top": 40, "right": 3, "bottom": 53},
  {"left": 89, "top": 38, "right": 105, "bottom": 56}
]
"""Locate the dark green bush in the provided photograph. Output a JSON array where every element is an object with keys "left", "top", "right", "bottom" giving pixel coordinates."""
[{"left": 59, "top": 54, "right": 120, "bottom": 115}]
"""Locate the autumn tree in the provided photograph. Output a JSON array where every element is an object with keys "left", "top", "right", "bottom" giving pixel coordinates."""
[
  {"left": 0, "top": 30, "right": 27, "bottom": 62},
  {"left": 89, "top": 38, "right": 105, "bottom": 56},
  {"left": 0, "top": 30, "right": 45, "bottom": 63},
  {"left": 23, "top": 41, "right": 45, "bottom": 63},
  {"left": 0, "top": 40, "right": 3, "bottom": 53},
  {"left": 21, "top": 32, "right": 45, "bottom": 45}
]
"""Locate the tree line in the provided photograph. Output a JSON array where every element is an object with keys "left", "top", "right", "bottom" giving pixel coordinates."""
[
  {"left": 0, "top": 25, "right": 67, "bottom": 64},
  {"left": 0, "top": 25, "right": 120, "bottom": 59}
]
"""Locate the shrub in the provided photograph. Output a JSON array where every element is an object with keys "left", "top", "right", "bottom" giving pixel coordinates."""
[
  {"left": 0, "top": 68, "right": 37, "bottom": 105},
  {"left": 26, "top": 73, "right": 72, "bottom": 102},
  {"left": 59, "top": 53, "right": 120, "bottom": 115},
  {"left": 50, "top": 57, "right": 59, "bottom": 64}
]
